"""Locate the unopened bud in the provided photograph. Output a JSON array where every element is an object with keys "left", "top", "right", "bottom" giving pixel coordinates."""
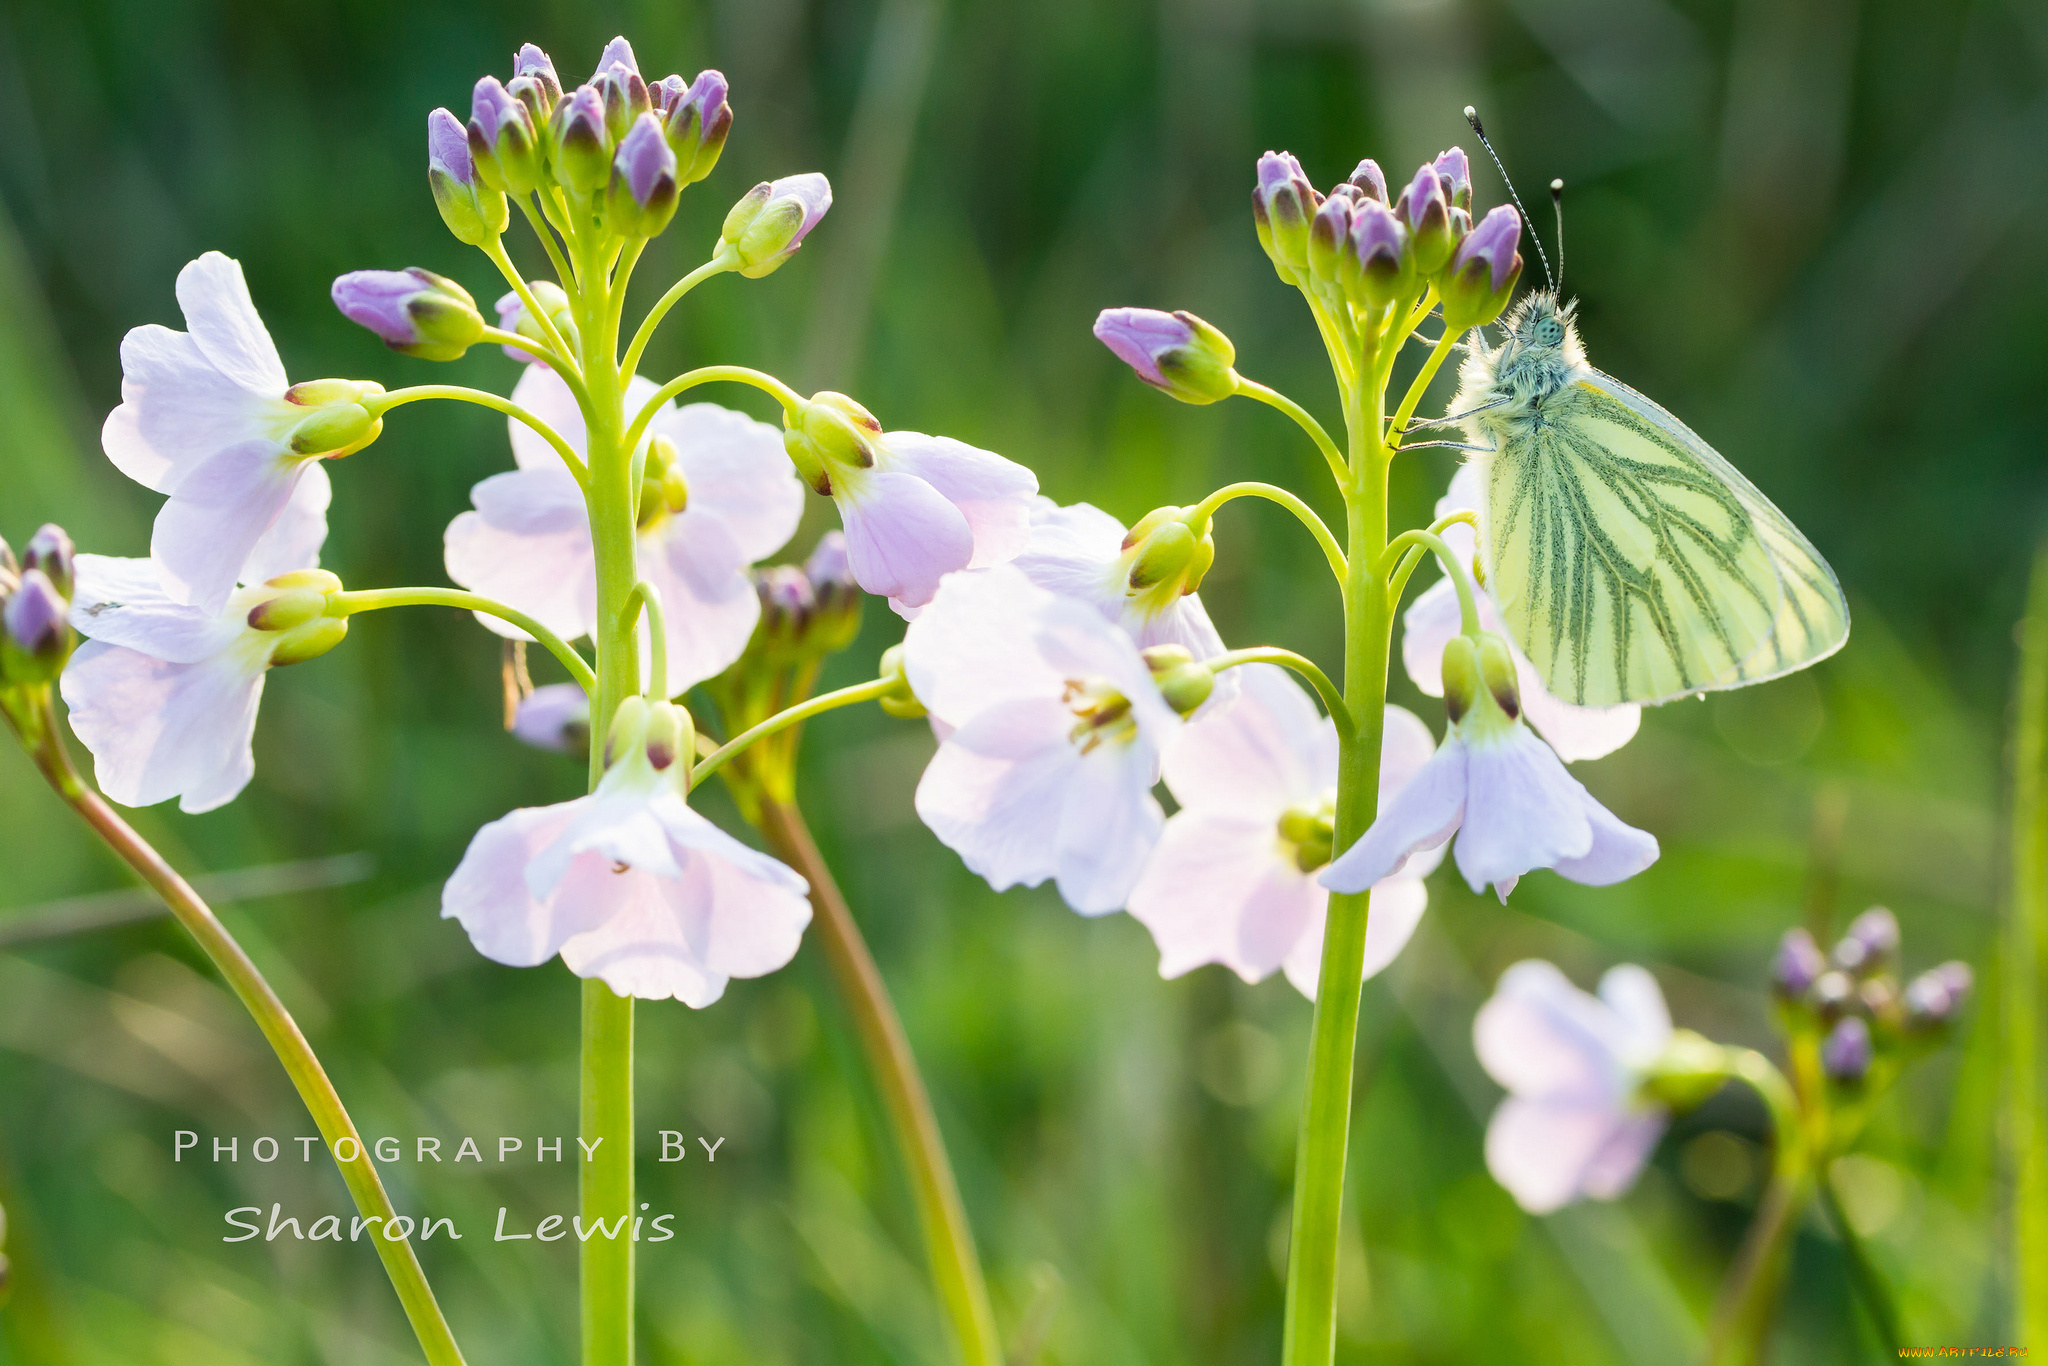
[
  {"left": 1307, "top": 194, "right": 1355, "bottom": 297},
  {"left": 721, "top": 173, "right": 833, "bottom": 277},
  {"left": 660, "top": 70, "right": 731, "bottom": 186},
  {"left": 1143, "top": 644, "right": 1214, "bottom": 717},
  {"left": 642, "top": 699, "right": 694, "bottom": 773},
  {"left": 877, "top": 643, "right": 926, "bottom": 720},
  {"left": 590, "top": 36, "right": 640, "bottom": 83},
  {"left": 1, "top": 568, "right": 70, "bottom": 682},
  {"left": 1475, "top": 632, "right": 1520, "bottom": 721},
  {"left": 428, "top": 108, "right": 509, "bottom": 245},
  {"left": 804, "top": 531, "right": 863, "bottom": 655},
  {"left": 1439, "top": 204, "right": 1523, "bottom": 331},
  {"left": 550, "top": 86, "right": 613, "bottom": 194},
  {"left": 1809, "top": 969, "right": 1856, "bottom": 1022},
  {"left": 254, "top": 569, "right": 348, "bottom": 666},
  {"left": 332, "top": 268, "right": 485, "bottom": 361},
  {"left": 21, "top": 525, "right": 74, "bottom": 600},
  {"left": 513, "top": 44, "right": 563, "bottom": 110},
  {"left": 1642, "top": 1028, "right": 1729, "bottom": 1112},
  {"left": 495, "top": 282, "right": 580, "bottom": 361},
  {"left": 607, "top": 113, "right": 679, "bottom": 238},
  {"left": 1121, "top": 507, "right": 1215, "bottom": 611},
  {"left": 595, "top": 62, "right": 650, "bottom": 145},
  {"left": 1347, "top": 200, "right": 1414, "bottom": 311},
  {"left": 1821, "top": 1015, "right": 1873, "bottom": 1083},
  {"left": 1091, "top": 308, "right": 1238, "bottom": 405},
  {"left": 1770, "top": 927, "right": 1826, "bottom": 1001},
  {"left": 1903, "top": 961, "right": 1972, "bottom": 1032},
  {"left": 1277, "top": 794, "right": 1337, "bottom": 872},
  {"left": 1252, "top": 150, "right": 1319, "bottom": 282},
  {"left": 605, "top": 694, "right": 651, "bottom": 767},
  {"left": 1433, "top": 146, "right": 1472, "bottom": 212},
  {"left": 783, "top": 392, "right": 882, "bottom": 495},
  {"left": 1392, "top": 161, "right": 1454, "bottom": 276},
  {"left": 512, "top": 683, "right": 591, "bottom": 756},
  {"left": 1347, "top": 158, "right": 1388, "bottom": 203},
  {"left": 469, "top": 76, "right": 544, "bottom": 194},
  {"left": 286, "top": 400, "right": 382, "bottom": 458},
  {"left": 1834, "top": 907, "right": 1900, "bottom": 975},
  {"left": 1441, "top": 634, "right": 1480, "bottom": 726}
]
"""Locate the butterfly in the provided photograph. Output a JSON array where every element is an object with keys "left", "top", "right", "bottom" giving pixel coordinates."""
[{"left": 1446, "top": 291, "right": 1848, "bottom": 707}]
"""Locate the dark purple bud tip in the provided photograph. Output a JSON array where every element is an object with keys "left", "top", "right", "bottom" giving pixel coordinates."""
[
  {"left": 1821, "top": 1015, "right": 1873, "bottom": 1082},
  {"left": 1771, "top": 927, "right": 1826, "bottom": 999},
  {"left": 1396, "top": 161, "right": 1447, "bottom": 233},
  {"left": 615, "top": 113, "right": 677, "bottom": 209},
  {"left": 514, "top": 44, "right": 562, "bottom": 101},
  {"left": 22, "top": 524, "right": 74, "bottom": 599}
]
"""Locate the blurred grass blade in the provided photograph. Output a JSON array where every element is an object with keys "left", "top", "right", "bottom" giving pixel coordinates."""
[
  {"left": 0, "top": 852, "right": 374, "bottom": 948},
  {"left": 2011, "top": 543, "right": 2048, "bottom": 1339}
]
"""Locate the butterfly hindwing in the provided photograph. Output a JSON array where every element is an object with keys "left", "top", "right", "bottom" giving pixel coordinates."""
[{"left": 1480, "top": 372, "right": 1847, "bottom": 707}]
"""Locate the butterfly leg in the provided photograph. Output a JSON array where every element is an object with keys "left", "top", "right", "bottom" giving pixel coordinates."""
[
  {"left": 1396, "top": 397, "right": 1509, "bottom": 434},
  {"left": 1391, "top": 438, "right": 1496, "bottom": 453}
]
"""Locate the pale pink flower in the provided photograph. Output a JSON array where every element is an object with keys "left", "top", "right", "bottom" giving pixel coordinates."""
[
  {"left": 444, "top": 365, "right": 803, "bottom": 694},
  {"left": 1403, "top": 464, "right": 1638, "bottom": 761},
  {"left": 904, "top": 564, "right": 1180, "bottom": 914},
  {"left": 102, "top": 252, "right": 362, "bottom": 613},
  {"left": 1126, "top": 663, "right": 1442, "bottom": 999},
  {"left": 1011, "top": 497, "right": 1226, "bottom": 660},
  {"left": 1475, "top": 960, "right": 1673, "bottom": 1213},
  {"left": 442, "top": 700, "right": 811, "bottom": 1005}
]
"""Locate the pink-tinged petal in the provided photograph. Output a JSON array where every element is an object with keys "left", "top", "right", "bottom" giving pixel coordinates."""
[
  {"left": 1379, "top": 703, "right": 1436, "bottom": 798},
  {"left": 1552, "top": 788, "right": 1661, "bottom": 887},
  {"left": 241, "top": 460, "right": 332, "bottom": 584},
  {"left": 838, "top": 470, "right": 976, "bottom": 608},
  {"left": 902, "top": 564, "right": 1067, "bottom": 726},
  {"left": 1128, "top": 811, "right": 1318, "bottom": 980},
  {"left": 1283, "top": 875, "right": 1430, "bottom": 1000},
  {"left": 1453, "top": 728, "right": 1594, "bottom": 899},
  {"left": 1596, "top": 964, "right": 1673, "bottom": 1065},
  {"left": 1163, "top": 662, "right": 1331, "bottom": 816},
  {"left": 506, "top": 368, "right": 664, "bottom": 471},
  {"left": 1319, "top": 741, "right": 1467, "bottom": 893},
  {"left": 1400, "top": 577, "right": 1463, "bottom": 696},
  {"left": 1578, "top": 1110, "right": 1668, "bottom": 1200},
  {"left": 150, "top": 444, "right": 310, "bottom": 612},
  {"left": 1031, "top": 595, "right": 1181, "bottom": 745},
  {"left": 883, "top": 432, "right": 1038, "bottom": 569},
  {"left": 646, "top": 402, "right": 804, "bottom": 562},
  {"left": 1472, "top": 960, "right": 1627, "bottom": 1101},
  {"left": 555, "top": 863, "right": 730, "bottom": 1006},
  {"left": 68, "top": 555, "right": 243, "bottom": 662},
  {"left": 1131, "top": 592, "right": 1228, "bottom": 661},
  {"left": 1013, "top": 498, "right": 1126, "bottom": 604},
  {"left": 103, "top": 328, "right": 289, "bottom": 493},
  {"left": 913, "top": 696, "right": 1077, "bottom": 893},
  {"left": 444, "top": 467, "right": 597, "bottom": 642},
  {"left": 1518, "top": 670, "right": 1641, "bottom": 762},
  {"left": 656, "top": 805, "right": 811, "bottom": 975},
  {"left": 1051, "top": 740, "right": 1166, "bottom": 915},
  {"left": 1485, "top": 1096, "right": 1635, "bottom": 1214},
  {"left": 176, "top": 252, "right": 289, "bottom": 394},
  {"left": 527, "top": 782, "right": 685, "bottom": 897},
  {"left": 512, "top": 683, "right": 590, "bottom": 752},
  {"left": 641, "top": 516, "right": 759, "bottom": 693},
  {"left": 1433, "top": 462, "right": 1483, "bottom": 562},
  {"left": 441, "top": 800, "right": 609, "bottom": 966},
  {"left": 60, "top": 639, "right": 268, "bottom": 813}
]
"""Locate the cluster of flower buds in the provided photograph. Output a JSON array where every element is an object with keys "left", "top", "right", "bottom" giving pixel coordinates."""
[
  {"left": 332, "top": 269, "right": 487, "bottom": 361},
  {"left": 1771, "top": 908, "right": 1973, "bottom": 1084},
  {"left": 0, "top": 525, "right": 75, "bottom": 688},
  {"left": 1118, "top": 506, "right": 1216, "bottom": 614},
  {"left": 739, "top": 532, "right": 864, "bottom": 667},
  {"left": 1252, "top": 148, "right": 1523, "bottom": 331},
  {"left": 1091, "top": 308, "right": 1240, "bottom": 405},
  {"left": 439, "top": 38, "right": 739, "bottom": 248}
]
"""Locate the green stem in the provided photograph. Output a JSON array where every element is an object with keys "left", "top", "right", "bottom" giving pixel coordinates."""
[
  {"left": 1206, "top": 647, "right": 1352, "bottom": 738},
  {"left": 619, "top": 253, "right": 737, "bottom": 381},
  {"left": 691, "top": 678, "right": 897, "bottom": 789},
  {"left": 1385, "top": 327, "right": 1461, "bottom": 448},
  {"left": 515, "top": 194, "right": 579, "bottom": 294},
  {"left": 624, "top": 365, "right": 805, "bottom": 453},
  {"left": 620, "top": 582, "right": 669, "bottom": 700},
  {"left": 1704, "top": 1048, "right": 1813, "bottom": 1366},
  {"left": 478, "top": 325, "right": 565, "bottom": 369},
  {"left": 1233, "top": 377, "right": 1349, "bottom": 490},
  {"left": 1384, "top": 512, "right": 1480, "bottom": 611},
  {"left": 333, "top": 588, "right": 595, "bottom": 694},
  {"left": 481, "top": 236, "right": 580, "bottom": 381},
  {"left": 753, "top": 796, "right": 1004, "bottom": 1366},
  {"left": 7, "top": 693, "right": 466, "bottom": 1366},
  {"left": 1379, "top": 529, "right": 1480, "bottom": 636},
  {"left": 2011, "top": 542, "right": 2048, "bottom": 1343},
  {"left": 1186, "top": 481, "right": 1347, "bottom": 587},
  {"left": 1817, "top": 1175, "right": 1903, "bottom": 1353},
  {"left": 371, "top": 385, "right": 588, "bottom": 484}
]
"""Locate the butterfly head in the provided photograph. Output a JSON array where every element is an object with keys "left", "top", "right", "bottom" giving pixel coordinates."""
[{"left": 1493, "top": 290, "right": 1584, "bottom": 372}]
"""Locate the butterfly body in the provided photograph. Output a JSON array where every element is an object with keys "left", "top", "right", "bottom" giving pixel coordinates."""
[{"left": 1453, "top": 291, "right": 1848, "bottom": 707}]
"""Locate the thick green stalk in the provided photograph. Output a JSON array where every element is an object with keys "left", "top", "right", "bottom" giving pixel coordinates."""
[
  {"left": 2011, "top": 543, "right": 2048, "bottom": 1340},
  {"left": 756, "top": 796, "right": 1004, "bottom": 1366},
  {"left": 577, "top": 244, "right": 640, "bottom": 1366},
  {"left": 11, "top": 696, "right": 466, "bottom": 1365}
]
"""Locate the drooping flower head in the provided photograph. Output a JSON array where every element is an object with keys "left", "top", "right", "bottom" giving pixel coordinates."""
[
  {"left": 1011, "top": 498, "right": 1226, "bottom": 671},
  {"left": 720, "top": 174, "right": 833, "bottom": 277},
  {"left": 443, "top": 696, "right": 812, "bottom": 1005}
]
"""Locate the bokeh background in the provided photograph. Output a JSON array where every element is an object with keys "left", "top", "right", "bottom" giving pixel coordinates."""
[{"left": 0, "top": 0, "right": 2041, "bottom": 1361}]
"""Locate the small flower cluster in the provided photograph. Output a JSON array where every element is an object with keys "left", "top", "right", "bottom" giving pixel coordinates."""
[
  {"left": 1771, "top": 908, "right": 1972, "bottom": 1085},
  {"left": 0, "top": 526, "right": 76, "bottom": 694}
]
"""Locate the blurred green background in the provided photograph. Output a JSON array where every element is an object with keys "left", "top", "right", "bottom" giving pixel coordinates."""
[{"left": 0, "top": 0, "right": 2039, "bottom": 1361}]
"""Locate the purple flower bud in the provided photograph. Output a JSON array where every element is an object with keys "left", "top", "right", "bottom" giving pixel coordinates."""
[
  {"left": 805, "top": 530, "right": 854, "bottom": 590},
  {"left": 607, "top": 113, "right": 679, "bottom": 236},
  {"left": 469, "top": 76, "right": 542, "bottom": 194},
  {"left": 592, "top": 36, "right": 639, "bottom": 81},
  {"left": 512, "top": 683, "right": 591, "bottom": 756},
  {"left": 1348, "top": 158, "right": 1388, "bottom": 202},
  {"left": 1835, "top": 907, "right": 1900, "bottom": 974},
  {"left": 1347, "top": 199, "right": 1413, "bottom": 309},
  {"left": 1307, "top": 194, "right": 1354, "bottom": 292},
  {"left": 1821, "top": 1015, "right": 1873, "bottom": 1083},
  {"left": 665, "top": 69, "right": 732, "bottom": 186},
  {"left": 1440, "top": 203, "right": 1523, "bottom": 330},
  {"left": 429, "top": 107, "right": 508, "bottom": 245},
  {"left": 1393, "top": 161, "right": 1454, "bottom": 275},
  {"left": 1252, "top": 150, "right": 1319, "bottom": 278},
  {"left": 721, "top": 173, "right": 832, "bottom": 277},
  {"left": 1770, "top": 927, "right": 1827, "bottom": 1000},
  {"left": 1093, "top": 307, "right": 1238, "bottom": 405},
  {"left": 22, "top": 524, "right": 74, "bottom": 600},
  {"left": 754, "top": 564, "right": 816, "bottom": 648},
  {"left": 1433, "top": 146, "right": 1472, "bottom": 210},
  {"left": 1809, "top": 969, "right": 1856, "bottom": 1021},
  {"left": 550, "top": 85, "right": 612, "bottom": 193},
  {"left": 596, "top": 60, "right": 650, "bottom": 143},
  {"left": 1903, "top": 961, "right": 1973, "bottom": 1030},
  {"left": 514, "top": 44, "right": 562, "bottom": 106},
  {"left": 429, "top": 107, "right": 475, "bottom": 187},
  {"left": 332, "top": 268, "right": 484, "bottom": 361},
  {"left": 2, "top": 567, "right": 69, "bottom": 681}
]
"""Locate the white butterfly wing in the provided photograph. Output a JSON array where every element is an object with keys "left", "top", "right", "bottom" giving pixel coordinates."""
[{"left": 1477, "top": 370, "right": 1848, "bottom": 707}]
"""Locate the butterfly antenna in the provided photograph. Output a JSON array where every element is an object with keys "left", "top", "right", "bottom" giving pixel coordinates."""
[
  {"left": 1549, "top": 178, "right": 1565, "bottom": 293},
  {"left": 1464, "top": 105, "right": 1553, "bottom": 292}
]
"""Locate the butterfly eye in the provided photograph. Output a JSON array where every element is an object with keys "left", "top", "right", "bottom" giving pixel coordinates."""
[{"left": 1533, "top": 317, "right": 1564, "bottom": 346}]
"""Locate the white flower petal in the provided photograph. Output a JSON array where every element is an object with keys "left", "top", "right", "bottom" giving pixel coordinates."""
[
  {"left": 641, "top": 518, "right": 759, "bottom": 693},
  {"left": 442, "top": 800, "right": 607, "bottom": 966},
  {"left": 444, "top": 467, "right": 597, "bottom": 642},
  {"left": 1127, "top": 811, "right": 1317, "bottom": 980},
  {"left": 648, "top": 402, "right": 804, "bottom": 563},
  {"left": 1319, "top": 741, "right": 1466, "bottom": 893},
  {"left": 1051, "top": 739, "right": 1165, "bottom": 915},
  {"left": 913, "top": 697, "right": 1078, "bottom": 894},
  {"left": 1472, "top": 960, "right": 1630, "bottom": 1101},
  {"left": 528, "top": 782, "right": 686, "bottom": 898},
  {"left": 555, "top": 861, "right": 732, "bottom": 1006},
  {"left": 177, "top": 252, "right": 289, "bottom": 394},
  {"left": 1162, "top": 662, "right": 1331, "bottom": 816},
  {"left": 240, "top": 460, "right": 332, "bottom": 584},
  {"left": 1485, "top": 1096, "right": 1637, "bottom": 1214},
  {"left": 1596, "top": 964, "right": 1674, "bottom": 1065},
  {"left": 1282, "top": 875, "right": 1430, "bottom": 1000},
  {"left": 68, "top": 555, "right": 243, "bottom": 662},
  {"left": 883, "top": 432, "right": 1037, "bottom": 570},
  {"left": 902, "top": 565, "right": 1067, "bottom": 727},
  {"left": 656, "top": 806, "right": 812, "bottom": 974},
  {"left": 512, "top": 683, "right": 591, "bottom": 752},
  {"left": 59, "top": 638, "right": 267, "bottom": 813},
  {"left": 1578, "top": 1111, "right": 1668, "bottom": 1200},
  {"left": 1453, "top": 727, "right": 1594, "bottom": 898},
  {"left": 1012, "top": 498, "right": 1126, "bottom": 602},
  {"left": 151, "top": 444, "right": 310, "bottom": 611},
  {"left": 837, "top": 469, "right": 976, "bottom": 608},
  {"left": 1552, "top": 789, "right": 1661, "bottom": 888}
]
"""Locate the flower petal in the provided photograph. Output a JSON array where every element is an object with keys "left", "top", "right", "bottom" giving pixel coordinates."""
[
  {"left": 648, "top": 402, "right": 804, "bottom": 563},
  {"left": 68, "top": 555, "right": 243, "bottom": 662},
  {"left": 240, "top": 460, "right": 332, "bottom": 585},
  {"left": 444, "top": 467, "right": 597, "bottom": 642},
  {"left": 883, "top": 432, "right": 1037, "bottom": 569},
  {"left": 1162, "top": 662, "right": 1331, "bottom": 816},
  {"left": 1596, "top": 964, "right": 1674, "bottom": 1065},
  {"left": 442, "top": 799, "right": 609, "bottom": 966},
  {"left": 902, "top": 564, "right": 1067, "bottom": 727},
  {"left": 1127, "top": 810, "right": 1318, "bottom": 980},
  {"left": 1282, "top": 876, "right": 1430, "bottom": 1000},
  {"left": 913, "top": 696, "right": 1077, "bottom": 894},
  {"left": 642, "top": 516, "right": 760, "bottom": 693},
  {"left": 1472, "top": 960, "right": 1628, "bottom": 1101},
  {"left": 1319, "top": 741, "right": 1466, "bottom": 893},
  {"left": 555, "top": 862, "right": 732, "bottom": 1006},
  {"left": 1051, "top": 738, "right": 1165, "bottom": 915},
  {"left": 150, "top": 443, "right": 309, "bottom": 612},
  {"left": 1551, "top": 789, "right": 1661, "bottom": 888},
  {"left": 837, "top": 469, "right": 976, "bottom": 608},
  {"left": 177, "top": 252, "right": 289, "bottom": 394},
  {"left": 1453, "top": 727, "right": 1594, "bottom": 898},
  {"left": 59, "top": 639, "right": 268, "bottom": 813},
  {"left": 1485, "top": 1096, "right": 1637, "bottom": 1214}
]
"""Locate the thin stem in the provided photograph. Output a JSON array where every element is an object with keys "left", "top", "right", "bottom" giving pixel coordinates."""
[
  {"left": 1379, "top": 529, "right": 1479, "bottom": 636},
  {"left": 1817, "top": 1175, "right": 1903, "bottom": 1354},
  {"left": 481, "top": 236, "right": 579, "bottom": 377},
  {"left": 620, "top": 582, "right": 668, "bottom": 700},
  {"left": 1186, "top": 481, "right": 1347, "bottom": 586},
  {"left": 333, "top": 588, "right": 595, "bottom": 694},
  {"left": 7, "top": 694, "right": 466, "bottom": 1366},
  {"left": 691, "top": 678, "right": 897, "bottom": 789},
  {"left": 1704, "top": 1048, "right": 1814, "bottom": 1366},
  {"left": 620, "top": 253, "right": 737, "bottom": 381},
  {"left": 371, "top": 385, "right": 589, "bottom": 484},
  {"left": 479, "top": 325, "right": 567, "bottom": 369},
  {"left": 1384, "top": 512, "right": 1480, "bottom": 611},
  {"left": 754, "top": 796, "right": 1004, "bottom": 1366},
  {"left": 516, "top": 194, "right": 579, "bottom": 292},
  {"left": 1207, "top": 648, "right": 1352, "bottom": 739},
  {"left": 1233, "top": 377, "right": 1349, "bottom": 489},
  {"left": 624, "top": 365, "right": 806, "bottom": 453},
  {"left": 1398, "top": 286, "right": 1439, "bottom": 342},
  {"left": 2010, "top": 543, "right": 2048, "bottom": 1343},
  {"left": 1385, "top": 326, "right": 1462, "bottom": 449}
]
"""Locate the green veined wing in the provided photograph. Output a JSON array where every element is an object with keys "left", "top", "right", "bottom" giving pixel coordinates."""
[{"left": 1480, "top": 372, "right": 1848, "bottom": 707}]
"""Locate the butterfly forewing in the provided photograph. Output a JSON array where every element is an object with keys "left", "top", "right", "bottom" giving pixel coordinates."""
[{"left": 1480, "top": 373, "right": 1845, "bottom": 707}]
